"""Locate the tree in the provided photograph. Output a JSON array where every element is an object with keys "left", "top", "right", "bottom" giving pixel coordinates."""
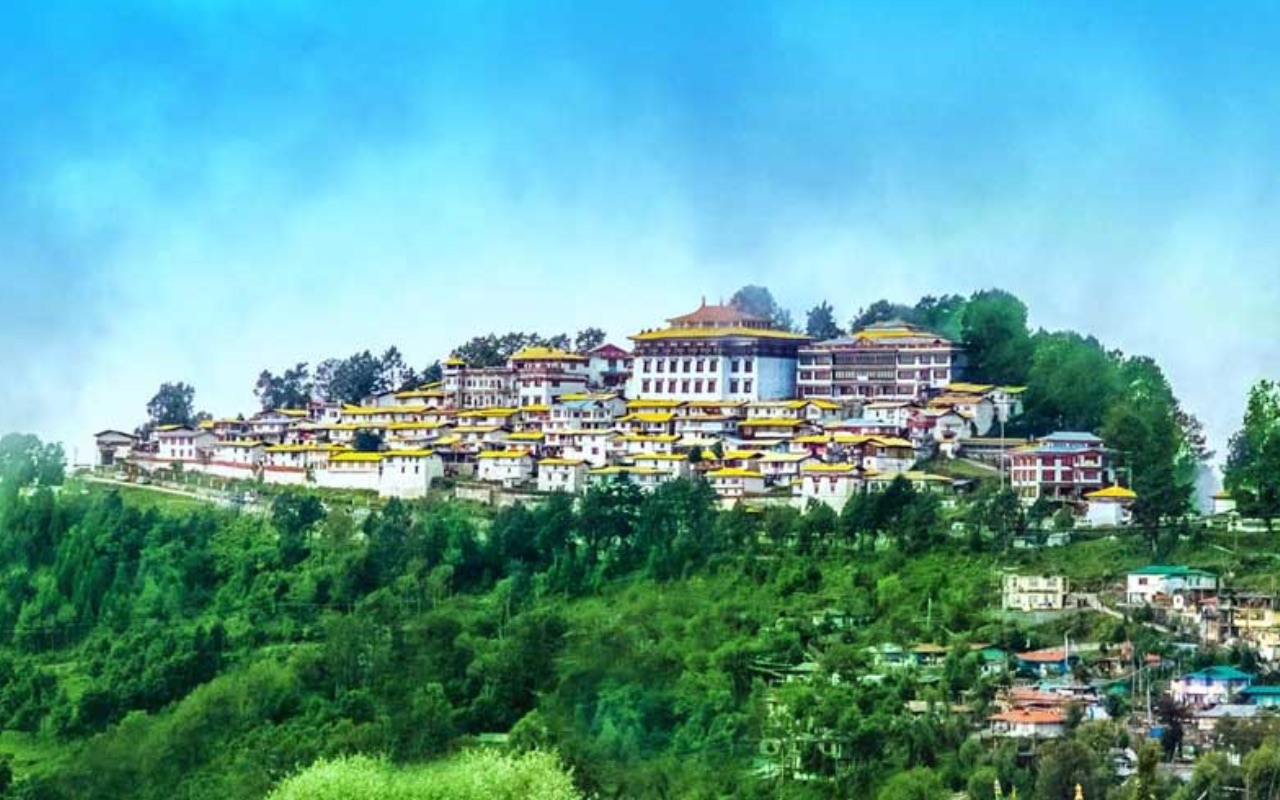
[
  {"left": 960, "top": 290, "right": 1033, "bottom": 386},
  {"left": 1020, "top": 332, "right": 1119, "bottom": 434},
  {"left": 146, "top": 382, "right": 197, "bottom": 428},
  {"left": 805, "top": 301, "right": 842, "bottom": 340},
  {"left": 1034, "top": 738, "right": 1104, "bottom": 800},
  {"left": 0, "top": 434, "right": 65, "bottom": 488},
  {"left": 574, "top": 328, "right": 606, "bottom": 353},
  {"left": 328, "top": 351, "right": 386, "bottom": 404},
  {"left": 1225, "top": 380, "right": 1280, "bottom": 530},
  {"left": 254, "top": 362, "right": 312, "bottom": 411},
  {"left": 421, "top": 360, "right": 444, "bottom": 385},
  {"left": 353, "top": 431, "right": 382, "bottom": 453},
  {"left": 877, "top": 767, "right": 948, "bottom": 800},
  {"left": 851, "top": 299, "right": 916, "bottom": 332},
  {"left": 729, "top": 285, "right": 793, "bottom": 329}
]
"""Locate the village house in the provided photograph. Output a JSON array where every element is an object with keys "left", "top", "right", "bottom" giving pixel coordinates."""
[
  {"left": 1228, "top": 595, "right": 1280, "bottom": 662},
  {"left": 926, "top": 392, "right": 996, "bottom": 436},
  {"left": 630, "top": 453, "right": 693, "bottom": 479},
  {"left": 619, "top": 432, "right": 680, "bottom": 457},
  {"left": 378, "top": 450, "right": 443, "bottom": 499},
  {"left": 1212, "top": 491, "right": 1237, "bottom": 516},
  {"left": 509, "top": 346, "right": 590, "bottom": 407},
  {"left": 586, "top": 343, "right": 633, "bottom": 390},
  {"left": 551, "top": 430, "right": 618, "bottom": 466},
  {"left": 251, "top": 411, "right": 305, "bottom": 444},
  {"left": 1170, "top": 666, "right": 1253, "bottom": 708},
  {"left": 587, "top": 465, "right": 672, "bottom": 492},
  {"left": 1083, "top": 485, "right": 1137, "bottom": 526},
  {"left": 262, "top": 444, "right": 345, "bottom": 485},
  {"left": 476, "top": 450, "right": 535, "bottom": 488},
  {"left": 317, "top": 451, "right": 382, "bottom": 492},
  {"left": 796, "top": 463, "right": 861, "bottom": 511},
  {"left": 796, "top": 320, "right": 962, "bottom": 402},
  {"left": 628, "top": 300, "right": 810, "bottom": 402},
  {"left": 755, "top": 452, "right": 816, "bottom": 484},
  {"left": 1014, "top": 648, "right": 1080, "bottom": 677},
  {"left": 1002, "top": 575, "right": 1070, "bottom": 612},
  {"left": 442, "top": 359, "right": 518, "bottom": 409},
  {"left": 150, "top": 426, "right": 217, "bottom": 469},
  {"left": 1125, "top": 565, "right": 1218, "bottom": 605},
  {"left": 617, "top": 410, "right": 677, "bottom": 436},
  {"left": 706, "top": 468, "right": 766, "bottom": 502},
  {"left": 548, "top": 394, "right": 626, "bottom": 431},
  {"left": 1009, "top": 431, "right": 1109, "bottom": 503},
  {"left": 865, "top": 471, "right": 953, "bottom": 494},
  {"left": 94, "top": 430, "right": 137, "bottom": 467},
  {"left": 205, "top": 440, "right": 265, "bottom": 480},
  {"left": 988, "top": 709, "right": 1067, "bottom": 740},
  {"left": 537, "top": 458, "right": 589, "bottom": 493},
  {"left": 672, "top": 400, "right": 745, "bottom": 438}
]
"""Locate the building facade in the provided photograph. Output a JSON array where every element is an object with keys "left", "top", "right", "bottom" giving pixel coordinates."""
[
  {"left": 797, "top": 320, "right": 962, "bottom": 402},
  {"left": 628, "top": 301, "right": 809, "bottom": 402}
]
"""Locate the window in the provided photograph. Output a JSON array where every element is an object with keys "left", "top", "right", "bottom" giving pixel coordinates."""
[
  {"left": 656, "top": 360, "right": 664, "bottom": 373},
  {"left": 744, "top": 359, "right": 753, "bottom": 373},
  {"left": 683, "top": 359, "right": 691, "bottom": 373},
  {"left": 731, "top": 359, "right": 740, "bottom": 373},
  {"left": 743, "top": 379, "right": 753, "bottom": 394},
  {"left": 682, "top": 380, "right": 690, "bottom": 393},
  {"left": 730, "top": 379, "right": 739, "bottom": 393},
  {"left": 642, "top": 379, "right": 651, "bottom": 393},
  {"left": 696, "top": 359, "right": 705, "bottom": 372},
  {"left": 643, "top": 359, "right": 651, "bottom": 373},
  {"left": 708, "top": 380, "right": 717, "bottom": 393},
  {"left": 667, "top": 379, "right": 676, "bottom": 393},
  {"left": 694, "top": 380, "right": 703, "bottom": 393}
]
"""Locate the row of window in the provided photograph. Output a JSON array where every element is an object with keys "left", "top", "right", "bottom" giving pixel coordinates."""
[
  {"left": 639, "top": 378, "right": 758, "bottom": 395},
  {"left": 640, "top": 358, "right": 754, "bottom": 374}
]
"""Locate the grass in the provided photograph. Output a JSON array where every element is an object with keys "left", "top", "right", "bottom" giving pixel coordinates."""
[{"left": 0, "top": 730, "right": 68, "bottom": 779}]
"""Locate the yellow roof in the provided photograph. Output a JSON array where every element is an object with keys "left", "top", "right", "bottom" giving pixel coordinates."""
[
  {"left": 707, "top": 468, "right": 764, "bottom": 479},
  {"left": 867, "top": 471, "right": 953, "bottom": 484},
  {"left": 509, "top": 346, "right": 587, "bottom": 362},
  {"left": 802, "top": 463, "right": 856, "bottom": 474},
  {"left": 758, "top": 453, "right": 812, "bottom": 463},
  {"left": 445, "top": 357, "right": 465, "bottom": 366},
  {"left": 387, "top": 421, "right": 449, "bottom": 431},
  {"left": 866, "top": 436, "right": 915, "bottom": 449},
  {"left": 1086, "top": 485, "right": 1138, "bottom": 500},
  {"left": 945, "top": 382, "right": 995, "bottom": 394},
  {"left": 266, "top": 444, "right": 348, "bottom": 453},
  {"left": 739, "top": 418, "right": 803, "bottom": 427},
  {"left": 278, "top": 409, "right": 309, "bottom": 417},
  {"left": 384, "top": 449, "right": 436, "bottom": 458},
  {"left": 330, "top": 451, "right": 383, "bottom": 463},
  {"left": 477, "top": 450, "right": 531, "bottom": 460},
  {"left": 155, "top": 424, "right": 184, "bottom": 432},
  {"left": 560, "top": 392, "right": 620, "bottom": 402},
  {"left": 434, "top": 435, "right": 462, "bottom": 446},
  {"left": 589, "top": 465, "right": 664, "bottom": 476},
  {"left": 506, "top": 431, "right": 546, "bottom": 441},
  {"left": 794, "top": 434, "right": 833, "bottom": 445},
  {"left": 454, "top": 425, "right": 504, "bottom": 434},
  {"left": 632, "top": 453, "right": 689, "bottom": 461},
  {"left": 684, "top": 399, "right": 746, "bottom": 408},
  {"left": 631, "top": 326, "right": 809, "bottom": 341},
  {"left": 627, "top": 399, "right": 685, "bottom": 409},
  {"left": 394, "top": 389, "right": 446, "bottom": 399},
  {"left": 538, "top": 457, "right": 586, "bottom": 467},
  {"left": 217, "top": 440, "right": 264, "bottom": 449},
  {"left": 197, "top": 420, "right": 214, "bottom": 429},
  {"left": 722, "top": 450, "right": 764, "bottom": 460},
  {"left": 620, "top": 433, "right": 680, "bottom": 443},
  {"left": 620, "top": 412, "right": 676, "bottom": 424},
  {"left": 457, "top": 407, "right": 520, "bottom": 418}
]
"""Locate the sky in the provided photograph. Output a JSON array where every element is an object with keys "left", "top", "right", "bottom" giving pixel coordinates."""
[{"left": 1, "top": 1, "right": 1278, "bottom": 469}]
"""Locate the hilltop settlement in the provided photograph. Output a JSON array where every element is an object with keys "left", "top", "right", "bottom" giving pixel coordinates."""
[{"left": 95, "top": 301, "right": 1140, "bottom": 525}]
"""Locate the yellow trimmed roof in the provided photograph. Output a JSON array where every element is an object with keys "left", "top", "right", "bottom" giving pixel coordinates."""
[
  {"left": 758, "top": 452, "right": 813, "bottom": 463},
  {"left": 707, "top": 467, "right": 764, "bottom": 479},
  {"left": 330, "top": 451, "right": 383, "bottom": 463},
  {"left": 685, "top": 399, "right": 747, "bottom": 408},
  {"left": 631, "top": 326, "right": 809, "bottom": 341},
  {"left": 867, "top": 471, "right": 953, "bottom": 483},
  {"left": 802, "top": 463, "right": 856, "bottom": 474},
  {"left": 454, "top": 425, "right": 505, "bottom": 434},
  {"left": 739, "top": 418, "right": 803, "bottom": 427},
  {"left": 627, "top": 399, "right": 685, "bottom": 409},
  {"left": 155, "top": 424, "right": 185, "bottom": 432},
  {"left": 794, "top": 434, "right": 833, "bottom": 445},
  {"left": 560, "top": 392, "right": 620, "bottom": 402},
  {"left": 867, "top": 436, "right": 915, "bottom": 449},
  {"left": 620, "top": 433, "right": 680, "bottom": 443},
  {"left": 539, "top": 457, "right": 585, "bottom": 466},
  {"left": 945, "top": 382, "right": 996, "bottom": 394},
  {"left": 506, "top": 431, "right": 546, "bottom": 441},
  {"left": 278, "top": 409, "right": 309, "bottom": 417},
  {"left": 1086, "top": 485, "right": 1138, "bottom": 500},
  {"left": 434, "top": 434, "right": 462, "bottom": 446},
  {"left": 633, "top": 453, "right": 689, "bottom": 461},
  {"left": 266, "top": 444, "right": 348, "bottom": 453},
  {"left": 445, "top": 357, "right": 466, "bottom": 366},
  {"left": 478, "top": 450, "right": 531, "bottom": 460},
  {"left": 620, "top": 412, "right": 676, "bottom": 424},
  {"left": 590, "top": 465, "right": 664, "bottom": 476},
  {"left": 385, "top": 449, "right": 436, "bottom": 458},
  {"left": 722, "top": 450, "right": 764, "bottom": 460},
  {"left": 197, "top": 420, "right": 214, "bottom": 429},
  {"left": 458, "top": 407, "right": 520, "bottom": 418},
  {"left": 509, "top": 346, "right": 587, "bottom": 362},
  {"left": 217, "top": 440, "right": 264, "bottom": 449}
]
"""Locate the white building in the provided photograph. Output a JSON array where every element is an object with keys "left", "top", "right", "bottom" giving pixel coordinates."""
[
  {"left": 1084, "top": 485, "right": 1137, "bottom": 527},
  {"left": 94, "top": 430, "right": 136, "bottom": 467},
  {"left": 1126, "top": 566, "right": 1218, "bottom": 605},
  {"left": 628, "top": 301, "right": 810, "bottom": 402},
  {"left": 1002, "top": 575, "right": 1069, "bottom": 612},
  {"left": 988, "top": 709, "right": 1066, "bottom": 739},
  {"left": 152, "top": 427, "right": 217, "bottom": 469},
  {"left": 706, "top": 468, "right": 765, "bottom": 501},
  {"left": 379, "top": 450, "right": 443, "bottom": 499},
  {"left": 205, "top": 441, "right": 265, "bottom": 480},
  {"left": 548, "top": 394, "right": 626, "bottom": 432},
  {"left": 510, "top": 347, "right": 590, "bottom": 407},
  {"left": 537, "top": 458, "right": 589, "bottom": 494},
  {"left": 756, "top": 452, "right": 816, "bottom": 484},
  {"left": 631, "top": 453, "right": 692, "bottom": 479},
  {"left": 587, "top": 465, "right": 671, "bottom": 492},
  {"left": 317, "top": 452, "right": 382, "bottom": 492},
  {"left": 796, "top": 463, "right": 861, "bottom": 511},
  {"left": 263, "top": 444, "right": 345, "bottom": 486},
  {"left": 476, "top": 450, "right": 535, "bottom": 488},
  {"left": 550, "top": 430, "right": 618, "bottom": 467}
]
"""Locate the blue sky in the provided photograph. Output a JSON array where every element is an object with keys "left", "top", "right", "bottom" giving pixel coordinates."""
[{"left": 1, "top": 1, "right": 1278, "bottom": 467}]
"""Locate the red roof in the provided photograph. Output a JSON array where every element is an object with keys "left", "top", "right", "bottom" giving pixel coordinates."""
[
  {"left": 1017, "top": 648, "right": 1072, "bottom": 663},
  {"left": 667, "top": 301, "right": 767, "bottom": 326},
  {"left": 1009, "top": 689, "right": 1070, "bottom": 706},
  {"left": 590, "top": 343, "right": 632, "bottom": 358},
  {"left": 990, "top": 709, "right": 1066, "bottom": 725}
]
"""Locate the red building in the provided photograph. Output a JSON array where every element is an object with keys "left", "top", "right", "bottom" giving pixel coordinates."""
[{"left": 1009, "top": 432, "right": 1109, "bottom": 503}]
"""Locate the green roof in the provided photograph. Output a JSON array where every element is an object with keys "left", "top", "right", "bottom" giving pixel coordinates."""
[
  {"left": 1131, "top": 565, "right": 1216, "bottom": 577},
  {"left": 1185, "top": 666, "right": 1252, "bottom": 681},
  {"left": 1242, "top": 685, "right": 1280, "bottom": 695}
]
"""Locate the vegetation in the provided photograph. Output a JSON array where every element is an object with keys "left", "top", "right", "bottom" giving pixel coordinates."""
[{"left": 1225, "top": 379, "right": 1280, "bottom": 530}]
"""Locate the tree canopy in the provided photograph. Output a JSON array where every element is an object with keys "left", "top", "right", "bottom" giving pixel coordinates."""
[{"left": 1225, "top": 379, "right": 1280, "bottom": 528}]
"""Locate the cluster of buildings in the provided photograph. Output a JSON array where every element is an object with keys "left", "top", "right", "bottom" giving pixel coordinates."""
[{"left": 95, "top": 301, "right": 1131, "bottom": 512}]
